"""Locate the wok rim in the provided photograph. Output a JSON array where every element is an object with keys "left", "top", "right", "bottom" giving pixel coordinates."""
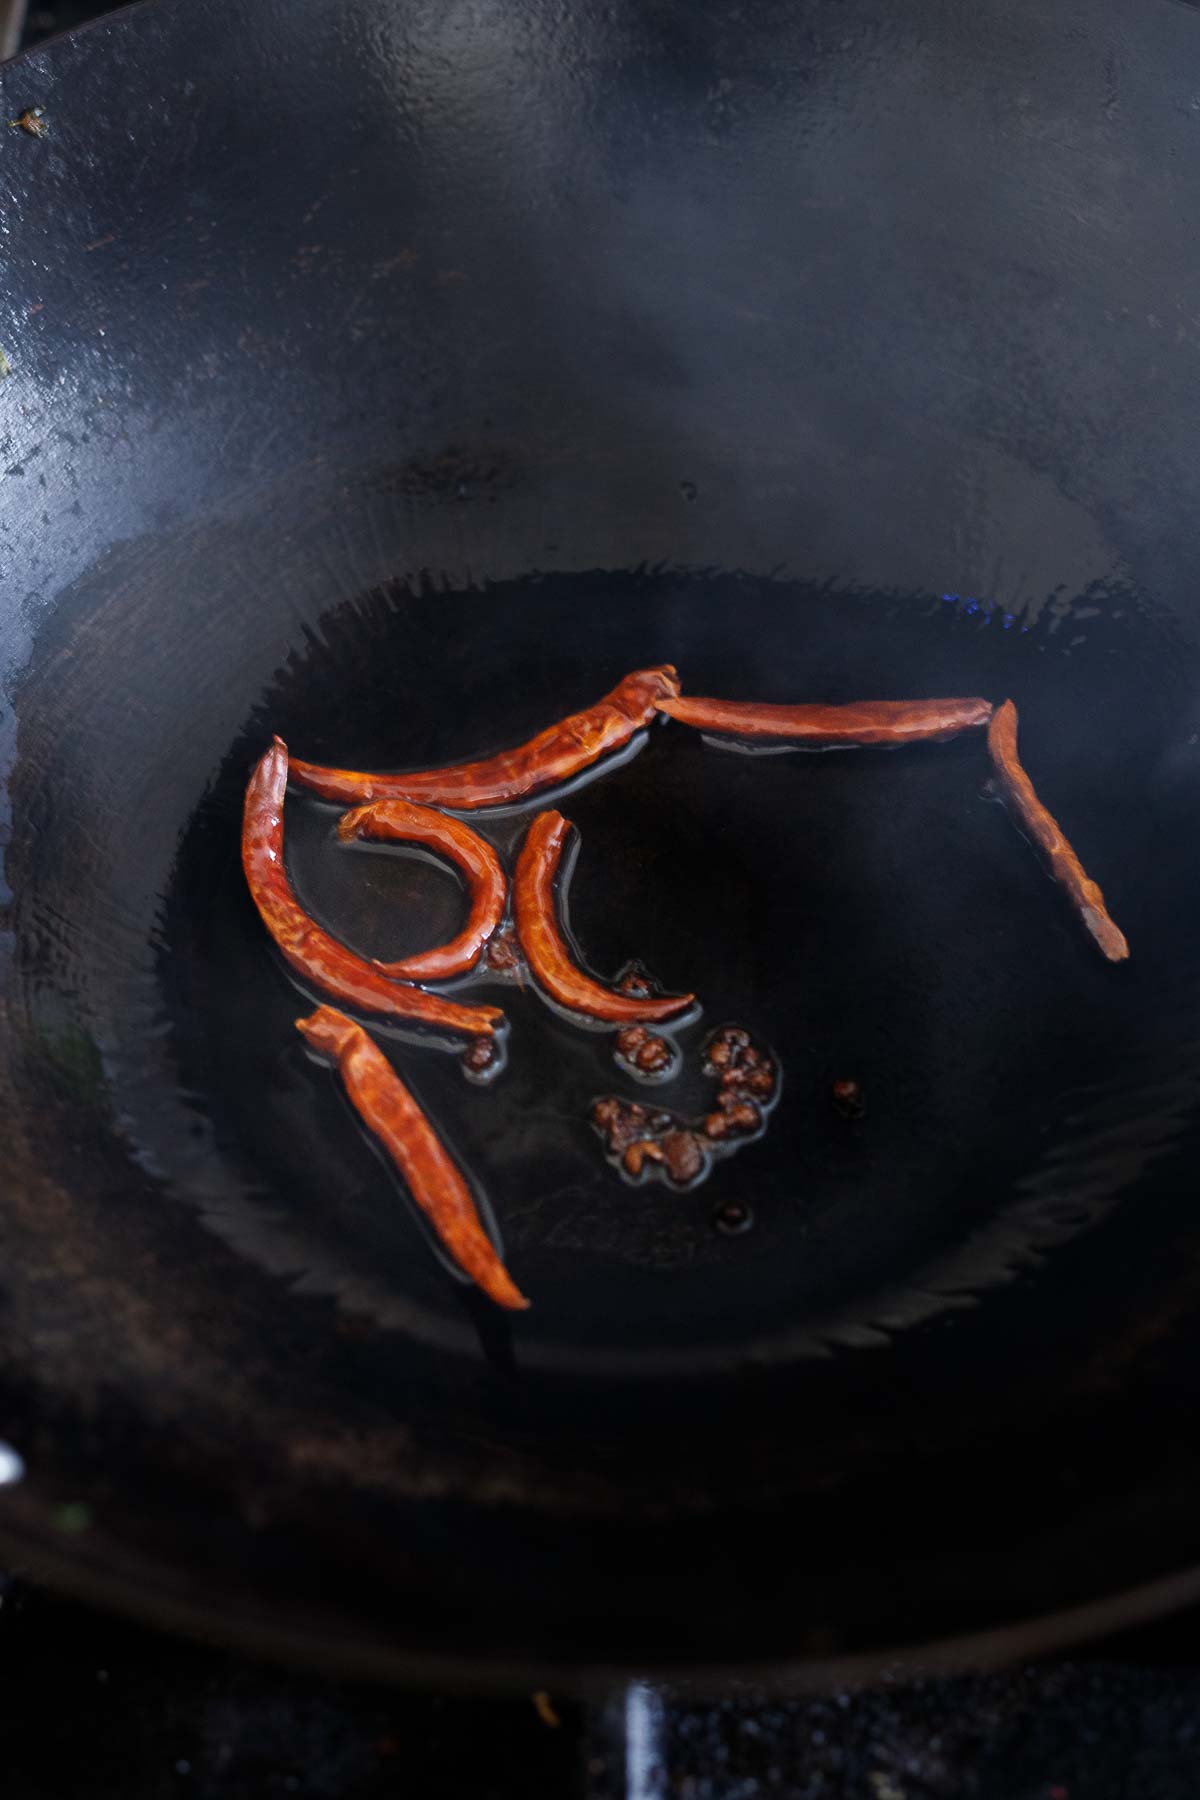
[{"left": 0, "top": 1505, "right": 1195, "bottom": 1692}]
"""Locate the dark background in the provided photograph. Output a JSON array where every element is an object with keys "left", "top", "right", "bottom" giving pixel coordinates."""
[
  {"left": 5, "top": 1573, "right": 1200, "bottom": 1798},
  {"left": 5, "top": 2, "right": 1200, "bottom": 1794}
]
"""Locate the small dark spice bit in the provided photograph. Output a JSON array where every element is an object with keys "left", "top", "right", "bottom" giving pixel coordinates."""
[
  {"left": 462, "top": 1036, "right": 499, "bottom": 1075},
  {"left": 615, "top": 962, "right": 654, "bottom": 998},
  {"left": 713, "top": 1198, "right": 753, "bottom": 1236},
  {"left": 485, "top": 927, "right": 521, "bottom": 972},
  {"left": 831, "top": 1077, "right": 865, "bottom": 1120}
]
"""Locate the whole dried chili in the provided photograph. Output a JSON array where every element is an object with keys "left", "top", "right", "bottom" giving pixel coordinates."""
[
  {"left": 513, "top": 810, "right": 695, "bottom": 1024},
  {"left": 288, "top": 666, "right": 681, "bottom": 809},
  {"left": 987, "top": 699, "right": 1129, "bottom": 962},
  {"left": 243, "top": 740, "right": 505, "bottom": 1044},
  {"left": 295, "top": 1006, "right": 528, "bottom": 1310},
  {"left": 337, "top": 798, "right": 507, "bottom": 980},
  {"left": 656, "top": 694, "right": 993, "bottom": 746}
]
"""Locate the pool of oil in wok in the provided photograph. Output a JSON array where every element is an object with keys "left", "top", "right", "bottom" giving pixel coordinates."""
[{"left": 146, "top": 568, "right": 1200, "bottom": 1374}]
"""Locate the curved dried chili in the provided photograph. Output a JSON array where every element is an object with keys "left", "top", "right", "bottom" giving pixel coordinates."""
[
  {"left": 338, "top": 798, "right": 507, "bottom": 981},
  {"left": 513, "top": 809, "right": 694, "bottom": 1024},
  {"left": 243, "top": 739, "right": 505, "bottom": 1043}
]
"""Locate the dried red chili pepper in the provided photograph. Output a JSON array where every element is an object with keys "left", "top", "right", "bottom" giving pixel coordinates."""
[
  {"left": 295, "top": 1005, "right": 528, "bottom": 1310},
  {"left": 288, "top": 666, "right": 681, "bottom": 809},
  {"left": 513, "top": 810, "right": 694, "bottom": 1023},
  {"left": 243, "top": 740, "right": 505, "bottom": 1042},
  {"left": 987, "top": 699, "right": 1129, "bottom": 962},
  {"left": 337, "top": 798, "right": 507, "bottom": 981},
  {"left": 656, "top": 694, "right": 993, "bottom": 745}
]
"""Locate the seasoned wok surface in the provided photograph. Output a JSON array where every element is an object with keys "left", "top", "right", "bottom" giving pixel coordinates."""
[{"left": 3, "top": 0, "right": 1200, "bottom": 1683}]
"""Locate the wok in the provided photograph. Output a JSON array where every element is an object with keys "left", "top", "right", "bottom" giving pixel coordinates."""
[{"left": 2, "top": 0, "right": 1200, "bottom": 1688}]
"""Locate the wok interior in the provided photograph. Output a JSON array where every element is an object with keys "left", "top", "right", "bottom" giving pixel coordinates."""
[
  {"left": 5, "top": 0, "right": 1200, "bottom": 1675},
  {"left": 6, "top": 508, "right": 1200, "bottom": 1666}
]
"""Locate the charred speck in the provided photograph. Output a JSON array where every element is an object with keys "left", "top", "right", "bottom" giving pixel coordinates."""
[
  {"left": 713, "top": 1198, "right": 753, "bottom": 1236},
  {"left": 832, "top": 1077, "right": 865, "bottom": 1119}
]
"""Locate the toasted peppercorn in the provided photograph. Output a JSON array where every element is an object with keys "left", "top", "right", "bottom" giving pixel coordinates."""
[
  {"left": 593, "top": 1022, "right": 779, "bottom": 1191},
  {"left": 624, "top": 1139, "right": 665, "bottom": 1177},
  {"left": 704, "top": 1025, "right": 751, "bottom": 1073},
  {"left": 662, "top": 1130, "right": 703, "bottom": 1185},
  {"left": 634, "top": 1035, "right": 672, "bottom": 1074}
]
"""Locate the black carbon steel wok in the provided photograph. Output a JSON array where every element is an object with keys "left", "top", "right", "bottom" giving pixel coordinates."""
[{"left": 3, "top": 0, "right": 1200, "bottom": 1689}]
